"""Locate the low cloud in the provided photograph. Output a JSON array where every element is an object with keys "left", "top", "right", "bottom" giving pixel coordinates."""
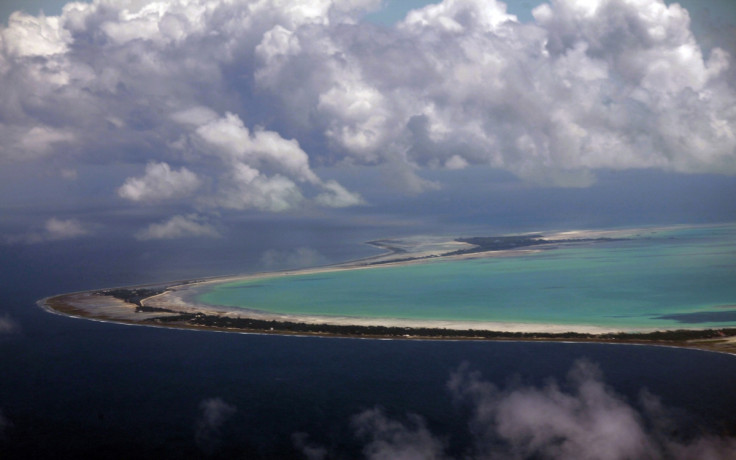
[
  {"left": 43, "top": 218, "right": 89, "bottom": 240},
  {"left": 300, "top": 360, "right": 736, "bottom": 459},
  {"left": 446, "top": 360, "right": 736, "bottom": 459},
  {"left": 3, "top": 218, "right": 91, "bottom": 244},
  {"left": 448, "top": 360, "right": 657, "bottom": 459},
  {"left": 135, "top": 214, "right": 220, "bottom": 240},
  {"left": 118, "top": 162, "right": 200, "bottom": 202},
  {"left": 352, "top": 408, "right": 447, "bottom": 460},
  {"left": 315, "top": 180, "right": 365, "bottom": 208},
  {"left": 5, "top": 126, "right": 75, "bottom": 160},
  {"left": 194, "top": 397, "right": 237, "bottom": 456},
  {"left": 0, "top": 315, "right": 19, "bottom": 335},
  {"left": 292, "top": 432, "right": 328, "bottom": 460}
]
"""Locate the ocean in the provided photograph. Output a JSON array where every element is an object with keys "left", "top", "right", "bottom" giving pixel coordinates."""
[{"left": 1, "top": 223, "right": 736, "bottom": 458}]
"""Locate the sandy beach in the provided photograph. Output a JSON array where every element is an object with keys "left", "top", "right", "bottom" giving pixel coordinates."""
[{"left": 40, "top": 227, "right": 736, "bottom": 355}]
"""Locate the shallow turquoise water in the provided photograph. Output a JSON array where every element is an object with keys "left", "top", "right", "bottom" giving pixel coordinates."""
[{"left": 197, "top": 224, "right": 736, "bottom": 329}]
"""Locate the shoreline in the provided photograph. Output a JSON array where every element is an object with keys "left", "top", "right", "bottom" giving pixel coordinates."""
[
  {"left": 36, "top": 295, "right": 736, "bottom": 360},
  {"left": 39, "top": 226, "right": 736, "bottom": 356},
  {"left": 38, "top": 291, "right": 736, "bottom": 356}
]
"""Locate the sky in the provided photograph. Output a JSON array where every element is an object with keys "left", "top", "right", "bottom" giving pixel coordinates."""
[{"left": 1, "top": 0, "right": 735, "bottom": 254}]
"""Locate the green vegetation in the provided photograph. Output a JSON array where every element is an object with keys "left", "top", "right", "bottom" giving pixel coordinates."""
[
  {"left": 135, "top": 305, "right": 177, "bottom": 313},
  {"left": 144, "top": 312, "right": 736, "bottom": 344}
]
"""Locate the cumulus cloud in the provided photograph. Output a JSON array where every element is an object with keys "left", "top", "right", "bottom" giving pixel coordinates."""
[
  {"left": 292, "top": 432, "right": 328, "bottom": 460},
  {"left": 256, "top": 0, "right": 736, "bottom": 184},
  {"left": 0, "top": 0, "right": 733, "bottom": 226},
  {"left": 43, "top": 218, "right": 89, "bottom": 240},
  {"left": 2, "top": 12, "right": 70, "bottom": 57},
  {"left": 315, "top": 180, "right": 365, "bottom": 207},
  {"left": 176, "top": 110, "right": 364, "bottom": 211},
  {"left": 135, "top": 214, "right": 219, "bottom": 240},
  {"left": 449, "top": 360, "right": 658, "bottom": 459},
  {"left": 4, "top": 218, "right": 92, "bottom": 244},
  {"left": 118, "top": 162, "right": 200, "bottom": 202},
  {"left": 16, "top": 126, "right": 75, "bottom": 158},
  {"left": 0, "top": 217, "right": 92, "bottom": 244},
  {"left": 194, "top": 397, "right": 237, "bottom": 456},
  {"left": 302, "top": 360, "right": 736, "bottom": 459},
  {"left": 352, "top": 408, "right": 448, "bottom": 460},
  {"left": 445, "top": 360, "right": 736, "bottom": 459},
  {"left": 215, "top": 163, "right": 305, "bottom": 212}
]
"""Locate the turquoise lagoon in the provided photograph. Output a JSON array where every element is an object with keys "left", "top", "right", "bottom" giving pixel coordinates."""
[{"left": 197, "top": 224, "right": 736, "bottom": 329}]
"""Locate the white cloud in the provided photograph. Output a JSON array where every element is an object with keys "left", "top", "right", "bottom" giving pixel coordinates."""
[
  {"left": 7, "top": 126, "right": 75, "bottom": 160},
  {"left": 352, "top": 408, "right": 447, "bottom": 460},
  {"left": 315, "top": 180, "right": 364, "bottom": 207},
  {"left": 1, "top": 12, "right": 70, "bottom": 57},
  {"left": 255, "top": 0, "right": 736, "bottom": 183},
  {"left": 193, "top": 112, "right": 320, "bottom": 183},
  {"left": 447, "top": 359, "right": 736, "bottom": 459},
  {"left": 118, "top": 162, "right": 200, "bottom": 202},
  {"left": 135, "top": 214, "right": 219, "bottom": 240},
  {"left": 44, "top": 217, "right": 89, "bottom": 240},
  {"left": 177, "top": 110, "right": 363, "bottom": 211},
  {"left": 171, "top": 106, "right": 219, "bottom": 127},
  {"left": 402, "top": 0, "right": 518, "bottom": 33},
  {"left": 2, "top": 218, "right": 91, "bottom": 244},
  {"left": 215, "top": 163, "right": 305, "bottom": 212},
  {"left": 444, "top": 155, "right": 468, "bottom": 170},
  {"left": 302, "top": 360, "right": 736, "bottom": 460},
  {"left": 195, "top": 397, "right": 237, "bottom": 456},
  {"left": 0, "top": 0, "right": 733, "bottom": 218}
]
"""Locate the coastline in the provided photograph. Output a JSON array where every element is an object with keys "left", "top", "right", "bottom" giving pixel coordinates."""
[
  {"left": 39, "top": 226, "right": 736, "bottom": 356},
  {"left": 38, "top": 287, "right": 736, "bottom": 356}
]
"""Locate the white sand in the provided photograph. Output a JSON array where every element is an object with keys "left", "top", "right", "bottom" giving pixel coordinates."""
[{"left": 44, "top": 225, "right": 700, "bottom": 335}]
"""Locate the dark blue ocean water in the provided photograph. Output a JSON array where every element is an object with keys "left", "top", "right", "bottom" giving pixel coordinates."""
[{"left": 1, "top": 233, "right": 736, "bottom": 458}]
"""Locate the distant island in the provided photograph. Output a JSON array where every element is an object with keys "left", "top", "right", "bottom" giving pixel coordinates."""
[{"left": 40, "top": 226, "right": 736, "bottom": 356}]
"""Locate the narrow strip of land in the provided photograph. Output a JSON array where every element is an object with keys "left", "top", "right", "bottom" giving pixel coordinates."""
[
  {"left": 40, "top": 287, "right": 736, "bottom": 355},
  {"left": 39, "top": 228, "right": 736, "bottom": 356}
]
